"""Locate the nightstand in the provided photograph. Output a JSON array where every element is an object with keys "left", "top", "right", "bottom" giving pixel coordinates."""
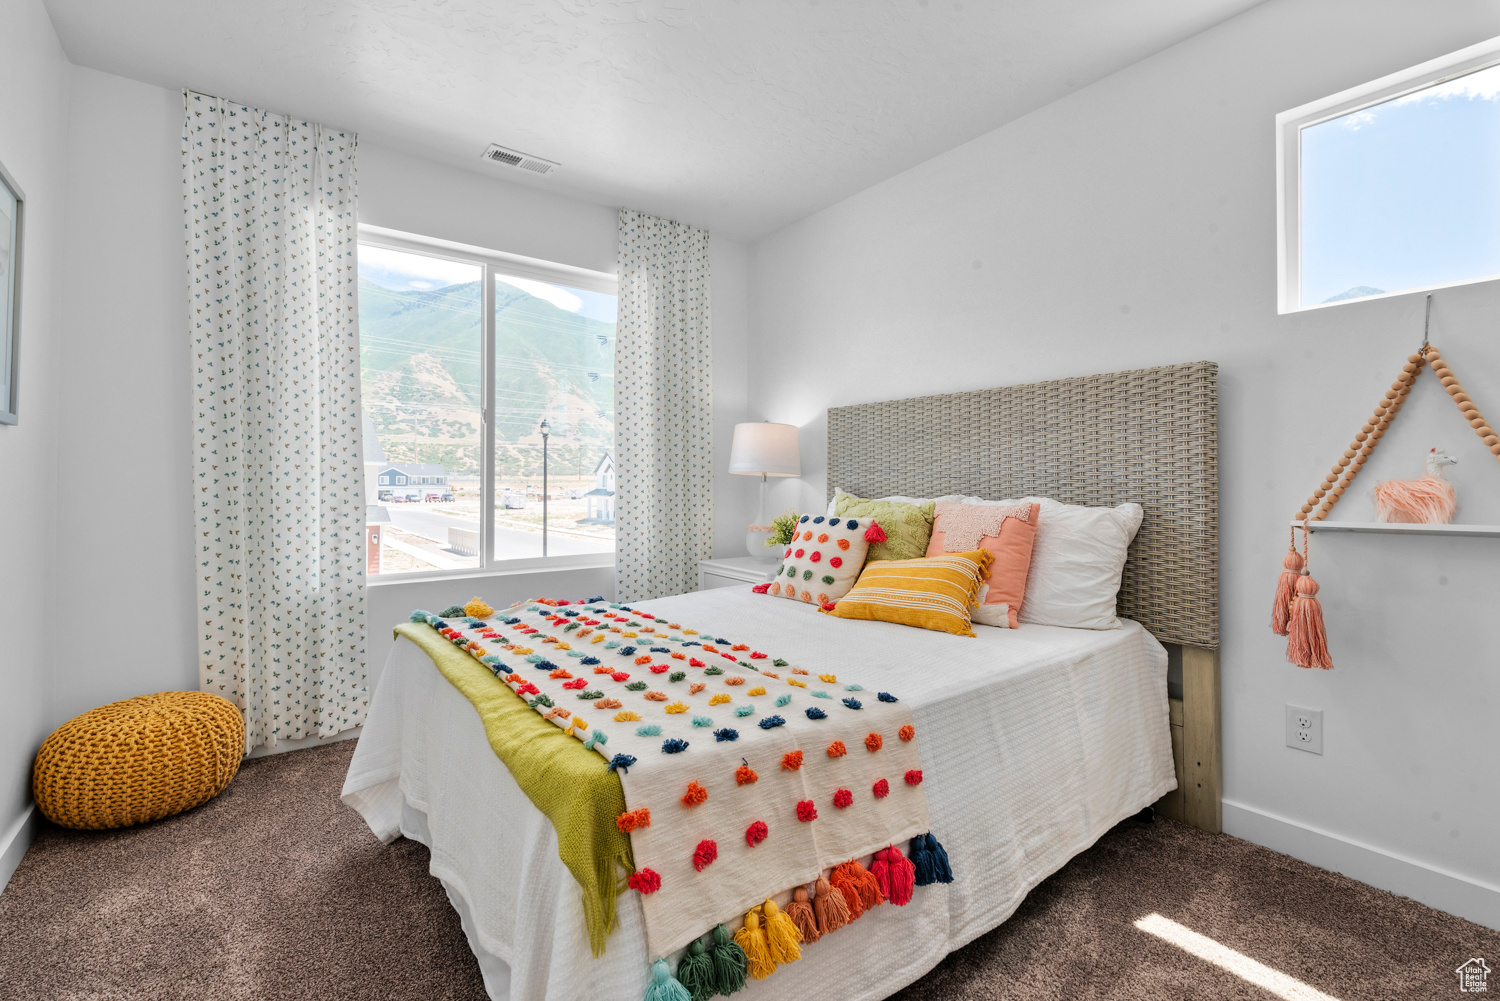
[{"left": 698, "top": 556, "right": 779, "bottom": 591}]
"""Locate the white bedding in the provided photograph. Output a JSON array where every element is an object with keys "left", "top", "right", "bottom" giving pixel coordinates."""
[{"left": 343, "top": 586, "right": 1176, "bottom": 1001}]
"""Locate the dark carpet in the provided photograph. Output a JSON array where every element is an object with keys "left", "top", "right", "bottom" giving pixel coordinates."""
[{"left": 0, "top": 742, "right": 1492, "bottom": 1000}]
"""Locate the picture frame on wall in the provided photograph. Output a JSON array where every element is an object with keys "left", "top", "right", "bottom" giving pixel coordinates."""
[{"left": 0, "top": 156, "right": 23, "bottom": 426}]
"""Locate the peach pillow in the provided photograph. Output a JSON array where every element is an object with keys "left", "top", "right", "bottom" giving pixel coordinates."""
[{"left": 925, "top": 501, "right": 1040, "bottom": 628}]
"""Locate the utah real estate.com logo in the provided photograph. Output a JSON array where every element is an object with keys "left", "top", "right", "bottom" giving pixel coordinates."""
[{"left": 1458, "top": 958, "right": 1491, "bottom": 993}]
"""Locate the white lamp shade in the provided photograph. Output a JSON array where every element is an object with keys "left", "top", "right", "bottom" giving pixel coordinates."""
[{"left": 729, "top": 422, "right": 801, "bottom": 477}]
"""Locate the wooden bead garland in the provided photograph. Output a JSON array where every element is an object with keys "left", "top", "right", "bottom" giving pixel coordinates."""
[
  {"left": 1279, "top": 342, "right": 1500, "bottom": 671},
  {"left": 1299, "top": 345, "right": 1499, "bottom": 523}
]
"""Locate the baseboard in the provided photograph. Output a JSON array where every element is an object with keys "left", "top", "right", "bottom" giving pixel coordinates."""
[
  {"left": 1223, "top": 798, "right": 1500, "bottom": 931},
  {"left": 245, "top": 726, "right": 362, "bottom": 760},
  {"left": 0, "top": 804, "right": 38, "bottom": 896}
]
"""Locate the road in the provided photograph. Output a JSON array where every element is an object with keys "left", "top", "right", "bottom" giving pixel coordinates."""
[{"left": 386, "top": 506, "right": 612, "bottom": 560}]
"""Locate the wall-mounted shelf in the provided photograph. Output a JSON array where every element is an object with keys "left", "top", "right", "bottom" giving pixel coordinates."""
[{"left": 1292, "top": 520, "right": 1500, "bottom": 538}]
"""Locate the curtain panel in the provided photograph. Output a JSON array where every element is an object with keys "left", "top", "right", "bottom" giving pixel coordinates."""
[
  {"left": 184, "top": 91, "right": 367, "bottom": 751},
  {"left": 614, "top": 209, "right": 714, "bottom": 602}
]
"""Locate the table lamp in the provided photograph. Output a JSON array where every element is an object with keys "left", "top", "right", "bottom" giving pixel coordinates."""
[{"left": 729, "top": 421, "right": 801, "bottom": 559}]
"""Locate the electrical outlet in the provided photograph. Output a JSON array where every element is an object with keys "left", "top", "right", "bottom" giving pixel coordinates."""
[{"left": 1285, "top": 704, "right": 1323, "bottom": 755}]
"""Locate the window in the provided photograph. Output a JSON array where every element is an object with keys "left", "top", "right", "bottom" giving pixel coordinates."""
[
  {"left": 358, "top": 226, "right": 617, "bottom": 578},
  {"left": 1278, "top": 38, "right": 1500, "bottom": 312}
]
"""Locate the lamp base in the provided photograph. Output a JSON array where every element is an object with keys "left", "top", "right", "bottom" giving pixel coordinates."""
[{"left": 745, "top": 527, "right": 777, "bottom": 560}]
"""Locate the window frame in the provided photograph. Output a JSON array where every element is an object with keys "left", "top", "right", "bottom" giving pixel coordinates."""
[
  {"left": 358, "top": 224, "right": 619, "bottom": 583},
  {"left": 1276, "top": 34, "right": 1500, "bottom": 314}
]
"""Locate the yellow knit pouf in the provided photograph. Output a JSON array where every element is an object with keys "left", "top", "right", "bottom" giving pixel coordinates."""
[{"left": 33, "top": 691, "right": 245, "bottom": 830}]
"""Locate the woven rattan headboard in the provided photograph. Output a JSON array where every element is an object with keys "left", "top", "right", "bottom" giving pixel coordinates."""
[{"left": 826, "top": 361, "right": 1219, "bottom": 648}]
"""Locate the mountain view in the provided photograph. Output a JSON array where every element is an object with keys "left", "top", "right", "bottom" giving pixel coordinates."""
[{"left": 358, "top": 276, "right": 616, "bottom": 479}]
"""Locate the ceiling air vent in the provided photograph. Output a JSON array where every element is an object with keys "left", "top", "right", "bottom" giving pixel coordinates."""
[{"left": 481, "top": 143, "right": 559, "bottom": 176}]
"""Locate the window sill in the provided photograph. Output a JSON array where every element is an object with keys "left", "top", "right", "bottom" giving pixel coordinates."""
[{"left": 368, "top": 553, "right": 615, "bottom": 587}]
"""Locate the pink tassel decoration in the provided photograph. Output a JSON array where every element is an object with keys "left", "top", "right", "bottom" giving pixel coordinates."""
[
  {"left": 1271, "top": 531, "right": 1304, "bottom": 637},
  {"left": 1285, "top": 522, "right": 1332, "bottom": 670},
  {"left": 864, "top": 521, "right": 887, "bottom": 544}
]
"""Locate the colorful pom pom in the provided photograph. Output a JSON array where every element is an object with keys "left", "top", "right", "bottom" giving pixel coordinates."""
[
  {"left": 608, "top": 754, "right": 636, "bottom": 773},
  {"left": 734, "top": 704, "right": 755, "bottom": 717},
  {"left": 745, "top": 820, "right": 768, "bottom": 846},
  {"left": 905, "top": 769, "right": 923, "bottom": 785},
  {"left": 865, "top": 732, "right": 883, "bottom": 752},
  {"left": 616, "top": 807, "right": 651, "bottom": 832},
  {"left": 662, "top": 739, "right": 690, "bottom": 753},
  {"left": 715, "top": 728, "right": 740, "bottom": 742},
  {"left": 781, "top": 750, "right": 804, "bottom": 771},
  {"left": 827, "top": 740, "right": 847, "bottom": 758},
  {"left": 628, "top": 868, "right": 661, "bottom": 894},
  {"left": 736, "top": 761, "right": 758, "bottom": 785},
  {"left": 681, "top": 781, "right": 708, "bottom": 808},
  {"left": 899, "top": 724, "right": 915, "bottom": 741},
  {"left": 877, "top": 692, "right": 898, "bottom": 703},
  {"left": 758, "top": 715, "right": 786, "bottom": 729},
  {"left": 873, "top": 778, "right": 890, "bottom": 798},
  {"left": 843, "top": 697, "right": 863, "bottom": 710},
  {"left": 833, "top": 788, "right": 853, "bottom": 809},
  {"left": 693, "top": 839, "right": 719, "bottom": 872},
  {"left": 796, "top": 800, "right": 818, "bottom": 822},
  {"left": 805, "top": 707, "right": 827, "bottom": 720},
  {"left": 637, "top": 724, "right": 663, "bottom": 737},
  {"left": 692, "top": 715, "right": 714, "bottom": 727}
]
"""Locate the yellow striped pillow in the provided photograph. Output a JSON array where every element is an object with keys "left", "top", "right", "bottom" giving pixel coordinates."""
[{"left": 820, "top": 550, "right": 994, "bottom": 636}]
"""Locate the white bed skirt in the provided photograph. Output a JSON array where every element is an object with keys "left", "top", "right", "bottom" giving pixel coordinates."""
[{"left": 343, "top": 593, "right": 1176, "bottom": 1001}]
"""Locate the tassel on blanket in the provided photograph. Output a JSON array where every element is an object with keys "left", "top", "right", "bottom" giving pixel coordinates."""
[
  {"left": 812, "top": 876, "right": 850, "bottom": 935},
  {"left": 644, "top": 957, "right": 690, "bottom": 1001},
  {"left": 734, "top": 908, "right": 776, "bottom": 980},
  {"left": 676, "top": 939, "right": 716, "bottom": 1001},
  {"left": 830, "top": 859, "right": 884, "bottom": 920},
  {"left": 711, "top": 924, "right": 748, "bottom": 996},
  {"left": 864, "top": 520, "right": 887, "bottom": 543},
  {"left": 872, "top": 845, "right": 916, "bottom": 906},
  {"left": 909, "top": 833, "right": 954, "bottom": 885},
  {"left": 785, "top": 886, "right": 820, "bottom": 944},
  {"left": 762, "top": 898, "right": 802, "bottom": 966}
]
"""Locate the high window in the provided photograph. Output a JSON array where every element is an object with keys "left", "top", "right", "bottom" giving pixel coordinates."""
[
  {"left": 1278, "top": 39, "right": 1500, "bottom": 312},
  {"left": 358, "top": 227, "right": 618, "bottom": 578}
]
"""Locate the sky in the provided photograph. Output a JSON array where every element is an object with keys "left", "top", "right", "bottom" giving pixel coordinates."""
[
  {"left": 1301, "top": 62, "right": 1500, "bottom": 306},
  {"left": 358, "top": 244, "right": 618, "bottom": 323}
]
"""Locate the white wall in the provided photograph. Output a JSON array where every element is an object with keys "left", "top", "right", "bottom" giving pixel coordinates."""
[
  {"left": 52, "top": 69, "right": 193, "bottom": 727},
  {"left": 28, "top": 73, "right": 754, "bottom": 763},
  {"left": 0, "top": 0, "right": 72, "bottom": 890},
  {"left": 747, "top": 0, "right": 1500, "bottom": 928}
]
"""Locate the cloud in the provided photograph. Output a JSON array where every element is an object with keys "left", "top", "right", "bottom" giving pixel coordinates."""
[
  {"left": 497, "top": 275, "right": 583, "bottom": 313},
  {"left": 1340, "top": 111, "right": 1376, "bottom": 131},
  {"left": 359, "top": 245, "right": 479, "bottom": 289},
  {"left": 1396, "top": 62, "right": 1500, "bottom": 105}
]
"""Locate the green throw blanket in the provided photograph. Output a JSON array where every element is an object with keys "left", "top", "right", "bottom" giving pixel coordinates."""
[{"left": 394, "top": 622, "right": 634, "bottom": 957}]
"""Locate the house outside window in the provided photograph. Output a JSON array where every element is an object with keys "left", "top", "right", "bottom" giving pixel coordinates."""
[{"left": 358, "top": 226, "right": 618, "bottom": 578}]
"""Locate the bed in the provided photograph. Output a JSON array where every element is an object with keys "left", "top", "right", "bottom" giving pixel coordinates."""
[{"left": 342, "top": 360, "right": 1221, "bottom": 1001}]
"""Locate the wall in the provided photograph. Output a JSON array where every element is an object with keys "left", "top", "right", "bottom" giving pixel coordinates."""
[
  {"left": 36, "top": 77, "right": 754, "bottom": 753},
  {"left": 747, "top": 0, "right": 1500, "bottom": 927},
  {"left": 0, "top": 0, "right": 72, "bottom": 891}
]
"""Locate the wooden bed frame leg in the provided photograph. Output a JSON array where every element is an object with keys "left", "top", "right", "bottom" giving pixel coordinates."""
[{"left": 1180, "top": 644, "right": 1222, "bottom": 834}]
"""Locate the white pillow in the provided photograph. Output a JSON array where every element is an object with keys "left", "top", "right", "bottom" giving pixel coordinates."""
[{"left": 949, "top": 494, "right": 1143, "bottom": 630}]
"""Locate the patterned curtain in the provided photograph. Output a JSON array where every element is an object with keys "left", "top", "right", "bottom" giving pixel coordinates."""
[
  {"left": 184, "top": 91, "right": 367, "bottom": 751},
  {"left": 614, "top": 209, "right": 714, "bottom": 601}
]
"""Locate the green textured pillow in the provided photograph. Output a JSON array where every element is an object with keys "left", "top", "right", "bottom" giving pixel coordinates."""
[{"left": 834, "top": 493, "right": 936, "bottom": 562}]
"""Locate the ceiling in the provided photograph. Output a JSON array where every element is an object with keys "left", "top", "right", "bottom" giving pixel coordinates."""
[{"left": 44, "top": 0, "right": 1264, "bottom": 240}]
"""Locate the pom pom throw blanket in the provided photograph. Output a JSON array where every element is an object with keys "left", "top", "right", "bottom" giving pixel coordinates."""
[{"left": 407, "top": 598, "right": 933, "bottom": 961}]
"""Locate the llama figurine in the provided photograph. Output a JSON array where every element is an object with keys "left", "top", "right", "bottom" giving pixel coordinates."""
[{"left": 1373, "top": 448, "right": 1458, "bottom": 524}]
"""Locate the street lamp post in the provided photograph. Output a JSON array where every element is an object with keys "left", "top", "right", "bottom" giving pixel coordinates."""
[{"left": 540, "top": 418, "right": 550, "bottom": 557}]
